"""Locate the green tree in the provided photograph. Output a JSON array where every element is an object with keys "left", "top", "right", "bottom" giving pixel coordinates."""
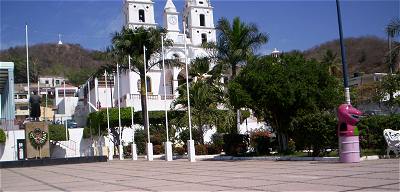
[
  {"left": 173, "top": 58, "right": 223, "bottom": 144},
  {"left": 386, "top": 18, "right": 400, "bottom": 73},
  {"left": 228, "top": 54, "right": 341, "bottom": 151},
  {"left": 205, "top": 17, "right": 268, "bottom": 133},
  {"left": 291, "top": 111, "right": 337, "bottom": 156},
  {"left": 375, "top": 73, "right": 400, "bottom": 113},
  {"left": 210, "top": 17, "right": 269, "bottom": 78},
  {"left": 322, "top": 49, "right": 342, "bottom": 78},
  {"left": 110, "top": 26, "right": 172, "bottom": 134}
]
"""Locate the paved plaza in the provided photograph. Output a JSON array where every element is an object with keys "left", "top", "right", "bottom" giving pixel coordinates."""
[{"left": 1, "top": 159, "right": 399, "bottom": 191}]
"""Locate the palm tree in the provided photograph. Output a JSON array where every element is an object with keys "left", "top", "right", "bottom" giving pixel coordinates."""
[
  {"left": 322, "top": 49, "right": 342, "bottom": 78},
  {"left": 173, "top": 58, "right": 223, "bottom": 144},
  {"left": 386, "top": 18, "right": 400, "bottom": 73},
  {"left": 205, "top": 17, "right": 268, "bottom": 133},
  {"left": 211, "top": 17, "right": 269, "bottom": 79},
  {"left": 110, "top": 26, "right": 172, "bottom": 131}
]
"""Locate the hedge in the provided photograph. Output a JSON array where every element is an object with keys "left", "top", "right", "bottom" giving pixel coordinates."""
[
  {"left": 357, "top": 114, "right": 400, "bottom": 154},
  {"left": 291, "top": 112, "right": 337, "bottom": 156},
  {"left": 0, "top": 129, "right": 6, "bottom": 143},
  {"left": 223, "top": 134, "right": 249, "bottom": 156},
  {"left": 49, "top": 124, "right": 68, "bottom": 141}
]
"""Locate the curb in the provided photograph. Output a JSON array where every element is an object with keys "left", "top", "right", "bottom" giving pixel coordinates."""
[{"left": 125, "top": 155, "right": 381, "bottom": 162}]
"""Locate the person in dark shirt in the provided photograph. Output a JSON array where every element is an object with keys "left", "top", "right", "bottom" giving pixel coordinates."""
[{"left": 29, "top": 90, "right": 41, "bottom": 121}]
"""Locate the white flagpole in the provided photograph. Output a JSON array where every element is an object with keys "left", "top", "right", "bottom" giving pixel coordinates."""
[
  {"left": 128, "top": 55, "right": 137, "bottom": 160},
  {"left": 117, "top": 63, "right": 123, "bottom": 160},
  {"left": 128, "top": 55, "right": 132, "bottom": 71},
  {"left": 144, "top": 45, "right": 153, "bottom": 161},
  {"left": 183, "top": 21, "right": 195, "bottom": 162},
  {"left": 26, "top": 24, "right": 30, "bottom": 116},
  {"left": 105, "top": 71, "right": 113, "bottom": 160},
  {"left": 162, "top": 36, "right": 169, "bottom": 142},
  {"left": 162, "top": 34, "right": 172, "bottom": 161}
]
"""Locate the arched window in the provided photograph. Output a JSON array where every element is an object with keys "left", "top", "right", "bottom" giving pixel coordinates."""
[
  {"left": 139, "top": 9, "right": 145, "bottom": 22},
  {"left": 201, "top": 33, "right": 207, "bottom": 44},
  {"left": 199, "top": 14, "right": 205, "bottom": 26}
]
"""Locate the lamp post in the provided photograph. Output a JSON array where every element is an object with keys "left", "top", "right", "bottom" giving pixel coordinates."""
[
  {"left": 336, "top": 0, "right": 351, "bottom": 105},
  {"left": 162, "top": 34, "right": 173, "bottom": 161}
]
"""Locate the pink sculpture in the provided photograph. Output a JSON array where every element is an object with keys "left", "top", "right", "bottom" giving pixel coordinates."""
[
  {"left": 338, "top": 104, "right": 362, "bottom": 137},
  {"left": 337, "top": 104, "right": 363, "bottom": 163}
]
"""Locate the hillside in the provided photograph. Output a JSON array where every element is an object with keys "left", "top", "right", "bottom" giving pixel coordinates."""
[
  {"left": 303, "top": 36, "right": 391, "bottom": 75},
  {"left": 0, "top": 36, "right": 393, "bottom": 86},
  {"left": 0, "top": 43, "right": 108, "bottom": 85}
]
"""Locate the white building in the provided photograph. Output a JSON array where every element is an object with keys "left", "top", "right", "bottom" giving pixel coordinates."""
[
  {"left": 80, "top": 0, "right": 217, "bottom": 114},
  {"left": 117, "top": 0, "right": 216, "bottom": 111}
]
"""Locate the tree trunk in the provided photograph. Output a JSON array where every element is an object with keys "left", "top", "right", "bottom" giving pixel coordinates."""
[{"left": 140, "top": 74, "right": 149, "bottom": 142}]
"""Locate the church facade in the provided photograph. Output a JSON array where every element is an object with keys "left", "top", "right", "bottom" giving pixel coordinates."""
[{"left": 118, "top": 0, "right": 217, "bottom": 111}]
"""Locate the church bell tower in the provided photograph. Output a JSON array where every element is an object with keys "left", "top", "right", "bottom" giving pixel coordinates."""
[
  {"left": 183, "top": 0, "right": 216, "bottom": 46},
  {"left": 123, "top": 0, "right": 157, "bottom": 29}
]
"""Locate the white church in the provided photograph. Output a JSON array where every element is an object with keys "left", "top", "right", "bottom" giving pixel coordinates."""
[
  {"left": 77, "top": 0, "right": 217, "bottom": 121},
  {"left": 75, "top": 0, "right": 265, "bottom": 141}
]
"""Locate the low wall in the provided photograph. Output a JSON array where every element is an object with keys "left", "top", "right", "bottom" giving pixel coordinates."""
[{"left": 0, "top": 130, "right": 25, "bottom": 162}]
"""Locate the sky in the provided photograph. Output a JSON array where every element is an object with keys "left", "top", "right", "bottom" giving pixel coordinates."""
[{"left": 1, "top": 0, "right": 399, "bottom": 54}]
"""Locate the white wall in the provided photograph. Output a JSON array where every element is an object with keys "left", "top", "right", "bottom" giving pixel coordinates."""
[{"left": 0, "top": 130, "right": 25, "bottom": 161}]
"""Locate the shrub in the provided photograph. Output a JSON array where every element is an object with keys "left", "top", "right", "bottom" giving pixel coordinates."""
[
  {"left": 82, "top": 127, "right": 91, "bottom": 139},
  {"left": 223, "top": 134, "right": 249, "bottom": 156},
  {"left": 153, "top": 145, "right": 162, "bottom": 155},
  {"left": 291, "top": 112, "right": 337, "bottom": 157},
  {"left": 173, "top": 146, "right": 186, "bottom": 155},
  {"left": 49, "top": 124, "right": 68, "bottom": 141},
  {"left": 205, "top": 144, "right": 222, "bottom": 154},
  {"left": 211, "top": 133, "right": 224, "bottom": 151},
  {"left": 195, "top": 144, "right": 207, "bottom": 155},
  {"left": 357, "top": 114, "right": 400, "bottom": 154},
  {"left": 250, "top": 129, "right": 272, "bottom": 155},
  {"left": 0, "top": 129, "right": 6, "bottom": 143},
  {"left": 134, "top": 129, "right": 147, "bottom": 155},
  {"left": 179, "top": 128, "right": 202, "bottom": 145}
]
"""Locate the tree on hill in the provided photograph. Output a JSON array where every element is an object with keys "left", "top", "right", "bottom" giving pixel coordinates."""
[
  {"left": 304, "top": 36, "right": 389, "bottom": 75},
  {"left": 386, "top": 18, "right": 400, "bottom": 73},
  {"left": 0, "top": 43, "right": 107, "bottom": 85}
]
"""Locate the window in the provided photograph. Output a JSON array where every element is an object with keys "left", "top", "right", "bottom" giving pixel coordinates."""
[
  {"left": 201, "top": 33, "right": 207, "bottom": 44},
  {"left": 137, "top": 77, "right": 151, "bottom": 93},
  {"left": 199, "top": 14, "right": 205, "bottom": 26},
  {"left": 137, "top": 80, "right": 141, "bottom": 92},
  {"left": 139, "top": 9, "right": 145, "bottom": 22},
  {"left": 45, "top": 80, "right": 49, "bottom": 84},
  {"left": 199, "top": 1, "right": 204, "bottom": 4},
  {"left": 55, "top": 80, "right": 60, "bottom": 85},
  {"left": 146, "top": 76, "right": 151, "bottom": 93}
]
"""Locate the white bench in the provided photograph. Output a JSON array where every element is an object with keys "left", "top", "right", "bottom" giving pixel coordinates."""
[{"left": 383, "top": 129, "right": 400, "bottom": 157}]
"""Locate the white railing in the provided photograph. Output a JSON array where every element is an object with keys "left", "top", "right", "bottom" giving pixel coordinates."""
[
  {"left": 130, "top": 94, "right": 176, "bottom": 101},
  {"left": 53, "top": 140, "right": 78, "bottom": 157}
]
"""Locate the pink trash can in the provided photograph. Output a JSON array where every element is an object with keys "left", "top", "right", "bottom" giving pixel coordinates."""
[{"left": 337, "top": 104, "right": 362, "bottom": 163}]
